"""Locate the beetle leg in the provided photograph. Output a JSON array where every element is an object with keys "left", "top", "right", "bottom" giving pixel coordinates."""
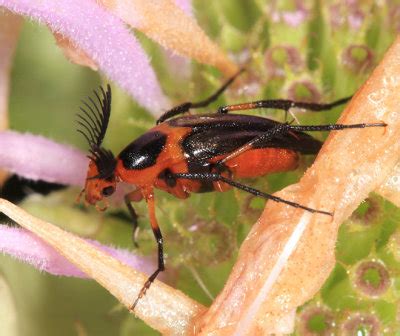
[
  {"left": 172, "top": 172, "right": 332, "bottom": 216},
  {"left": 217, "top": 123, "right": 290, "bottom": 165},
  {"left": 217, "top": 96, "right": 352, "bottom": 114},
  {"left": 131, "top": 188, "right": 165, "bottom": 310},
  {"left": 124, "top": 192, "right": 141, "bottom": 248},
  {"left": 215, "top": 121, "right": 386, "bottom": 166},
  {"left": 280, "top": 122, "right": 387, "bottom": 133},
  {"left": 156, "top": 69, "right": 244, "bottom": 124},
  {"left": 75, "top": 188, "right": 85, "bottom": 204},
  {"left": 95, "top": 199, "right": 109, "bottom": 212}
]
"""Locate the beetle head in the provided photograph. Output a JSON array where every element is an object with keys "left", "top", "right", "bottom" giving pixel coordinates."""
[{"left": 82, "top": 147, "right": 117, "bottom": 209}]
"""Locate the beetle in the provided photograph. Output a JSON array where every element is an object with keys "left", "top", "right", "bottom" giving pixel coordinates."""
[{"left": 76, "top": 71, "right": 385, "bottom": 309}]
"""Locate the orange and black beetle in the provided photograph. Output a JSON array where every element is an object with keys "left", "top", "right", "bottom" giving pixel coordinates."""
[{"left": 77, "top": 72, "right": 385, "bottom": 308}]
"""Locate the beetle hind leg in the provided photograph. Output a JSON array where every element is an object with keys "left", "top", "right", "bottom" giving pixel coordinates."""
[{"left": 172, "top": 172, "right": 332, "bottom": 216}]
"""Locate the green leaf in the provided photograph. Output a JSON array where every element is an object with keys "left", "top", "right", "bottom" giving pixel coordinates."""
[{"left": 336, "top": 221, "right": 380, "bottom": 265}]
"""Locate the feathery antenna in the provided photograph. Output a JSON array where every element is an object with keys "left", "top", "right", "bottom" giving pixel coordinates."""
[
  {"left": 77, "top": 84, "right": 112, "bottom": 150},
  {"left": 77, "top": 84, "right": 116, "bottom": 179}
]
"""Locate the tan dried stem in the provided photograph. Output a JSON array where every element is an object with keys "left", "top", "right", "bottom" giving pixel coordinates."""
[
  {"left": 195, "top": 36, "right": 400, "bottom": 335},
  {"left": 53, "top": 32, "right": 98, "bottom": 71},
  {"left": 0, "top": 10, "right": 21, "bottom": 131},
  {"left": 99, "top": 0, "right": 239, "bottom": 77},
  {"left": 376, "top": 163, "right": 400, "bottom": 207},
  {"left": 49, "top": 1, "right": 238, "bottom": 87},
  {"left": 0, "top": 10, "right": 22, "bottom": 184},
  {"left": 0, "top": 198, "right": 206, "bottom": 335}
]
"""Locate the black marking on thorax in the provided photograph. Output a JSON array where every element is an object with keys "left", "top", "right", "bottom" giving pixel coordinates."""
[{"left": 119, "top": 131, "right": 167, "bottom": 170}]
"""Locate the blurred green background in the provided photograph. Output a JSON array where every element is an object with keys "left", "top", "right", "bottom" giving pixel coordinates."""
[{"left": 2, "top": 0, "right": 400, "bottom": 335}]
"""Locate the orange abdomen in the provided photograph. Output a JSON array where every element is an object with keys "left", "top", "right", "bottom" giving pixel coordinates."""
[{"left": 224, "top": 148, "right": 299, "bottom": 179}]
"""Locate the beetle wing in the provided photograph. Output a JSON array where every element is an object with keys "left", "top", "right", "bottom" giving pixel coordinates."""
[{"left": 171, "top": 114, "right": 322, "bottom": 162}]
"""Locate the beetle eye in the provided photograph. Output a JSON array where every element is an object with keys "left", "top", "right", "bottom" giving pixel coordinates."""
[{"left": 102, "top": 186, "right": 115, "bottom": 197}]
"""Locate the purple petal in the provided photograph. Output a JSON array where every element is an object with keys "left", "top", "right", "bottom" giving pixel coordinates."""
[
  {"left": 0, "top": 130, "right": 87, "bottom": 186},
  {"left": 0, "top": 225, "right": 156, "bottom": 278},
  {"left": 0, "top": 0, "right": 170, "bottom": 114},
  {"left": 162, "top": 0, "right": 192, "bottom": 79}
]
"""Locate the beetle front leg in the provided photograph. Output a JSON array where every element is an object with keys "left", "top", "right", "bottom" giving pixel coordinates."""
[
  {"left": 217, "top": 96, "right": 352, "bottom": 114},
  {"left": 131, "top": 188, "right": 165, "bottom": 310},
  {"left": 124, "top": 191, "right": 142, "bottom": 248},
  {"left": 156, "top": 69, "right": 244, "bottom": 124}
]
